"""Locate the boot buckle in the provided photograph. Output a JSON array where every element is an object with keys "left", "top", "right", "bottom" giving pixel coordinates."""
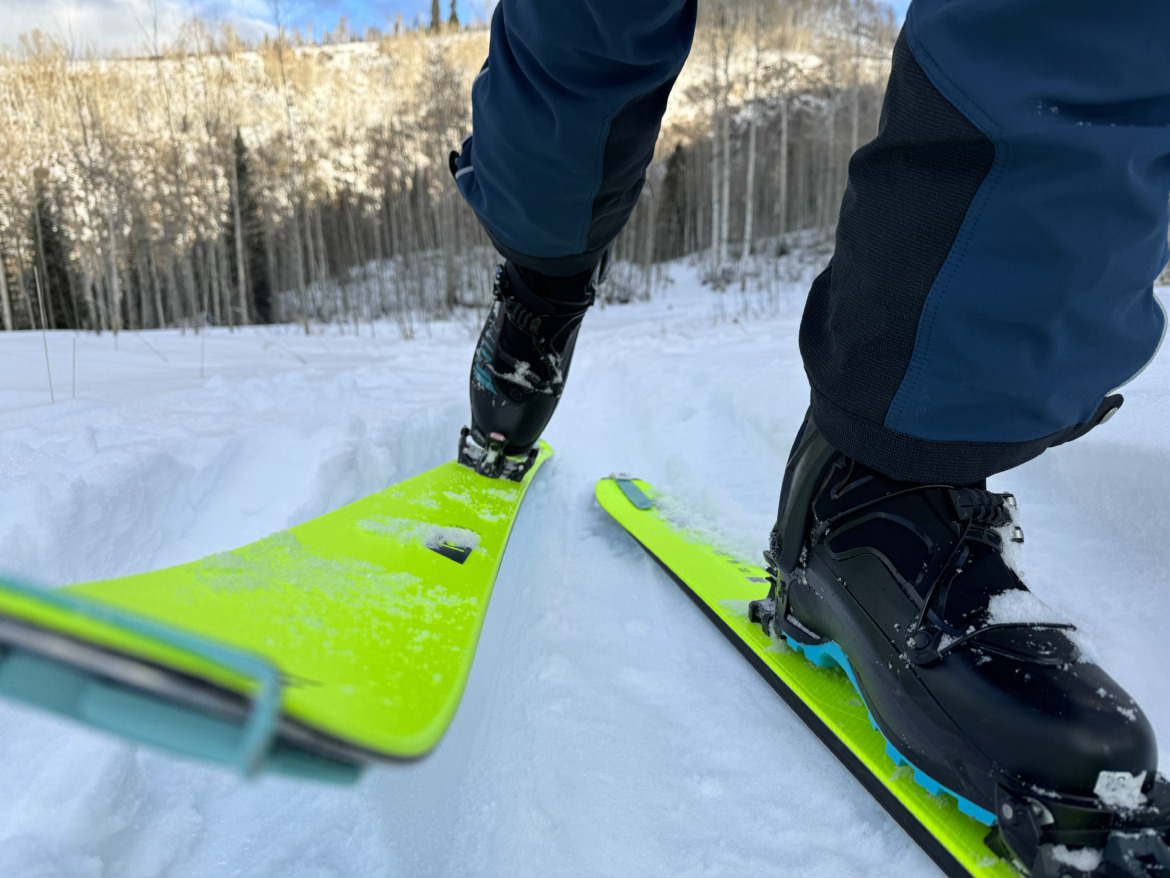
[{"left": 904, "top": 625, "right": 945, "bottom": 665}]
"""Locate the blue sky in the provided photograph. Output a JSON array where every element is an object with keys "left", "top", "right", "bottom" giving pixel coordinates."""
[
  {"left": 1, "top": 0, "right": 904, "bottom": 56},
  {"left": 0, "top": 0, "right": 492, "bottom": 55},
  {"left": 262, "top": 0, "right": 493, "bottom": 37}
]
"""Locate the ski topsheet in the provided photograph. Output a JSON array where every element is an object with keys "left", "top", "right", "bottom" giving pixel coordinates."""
[
  {"left": 595, "top": 474, "right": 1020, "bottom": 878},
  {"left": 0, "top": 443, "right": 552, "bottom": 782}
]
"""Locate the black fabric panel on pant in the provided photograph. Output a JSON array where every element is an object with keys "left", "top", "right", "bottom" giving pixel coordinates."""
[
  {"left": 477, "top": 228, "right": 601, "bottom": 278},
  {"left": 799, "top": 31, "right": 996, "bottom": 432},
  {"left": 585, "top": 73, "right": 681, "bottom": 256},
  {"left": 497, "top": 71, "right": 682, "bottom": 278},
  {"left": 811, "top": 390, "right": 1124, "bottom": 486}
]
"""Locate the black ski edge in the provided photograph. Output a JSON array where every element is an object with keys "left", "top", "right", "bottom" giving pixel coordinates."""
[{"left": 617, "top": 527, "right": 980, "bottom": 878}]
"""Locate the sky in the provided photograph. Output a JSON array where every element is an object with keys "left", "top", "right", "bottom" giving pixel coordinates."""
[
  {"left": 0, "top": 0, "right": 494, "bottom": 56},
  {"left": 1, "top": 0, "right": 909, "bottom": 57}
]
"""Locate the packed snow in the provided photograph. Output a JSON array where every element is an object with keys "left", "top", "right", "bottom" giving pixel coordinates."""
[
  {"left": 0, "top": 261, "right": 1166, "bottom": 877},
  {"left": 1093, "top": 770, "right": 1148, "bottom": 811}
]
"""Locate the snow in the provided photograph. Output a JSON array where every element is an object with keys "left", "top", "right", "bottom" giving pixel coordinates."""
[
  {"left": 985, "top": 590, "right": 1073, "bottom": 630},
  {"left": 360, "top": 518, "right": 484, "bottom": 554},
  {"left": 0, "top": 262, "right": 1166, "bottom": 877},
  {"left": 1094, "top": 771, "right": 1148, "bottom": 811},
  {"left": 1051, "top": 844, "right": 1104, "bottom": 872}
]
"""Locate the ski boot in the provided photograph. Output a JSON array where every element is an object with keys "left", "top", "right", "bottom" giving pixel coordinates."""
[
  {"left": 459, "top": 257, "right": 603, "bottom": 480},
  {"left": 750, "top": 412, "right": 1170, "bottom": 877}
]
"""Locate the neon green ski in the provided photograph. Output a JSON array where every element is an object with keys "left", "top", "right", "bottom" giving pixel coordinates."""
[
  {"left": 595, "top": 474, "right": 1020, "bottom": 878},
  {"left": 0, "top": 444, "right": 551, "bottom": 782}
]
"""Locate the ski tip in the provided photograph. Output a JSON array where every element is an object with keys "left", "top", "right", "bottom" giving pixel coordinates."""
[{"left": 0, "top": 578, "right": 362, "bottom": 784}]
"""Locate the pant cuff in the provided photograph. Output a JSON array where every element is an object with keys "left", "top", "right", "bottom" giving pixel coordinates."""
[
  {"left": 810, "top": 388, "right": 1123, "bottom": 484},
  {"left": 484, "top": 228, "right": 606, "bottom": 278}
]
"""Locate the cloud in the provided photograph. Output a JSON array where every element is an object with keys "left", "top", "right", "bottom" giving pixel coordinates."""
[
  {"left": 0, "top": 0, "right": 274, "bottom": 56},
  {"left": 0, "top": 0, "right": 496, "bottom": 55}
]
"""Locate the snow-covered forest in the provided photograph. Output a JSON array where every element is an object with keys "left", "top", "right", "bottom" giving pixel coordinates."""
[{"left": 0, "top": 0, "right": 897, "bottom": 334}]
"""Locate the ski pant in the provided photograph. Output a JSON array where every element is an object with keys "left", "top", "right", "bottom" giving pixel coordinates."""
[{"left": 453, "top": 0, "right": 1170, "bottom": 484}]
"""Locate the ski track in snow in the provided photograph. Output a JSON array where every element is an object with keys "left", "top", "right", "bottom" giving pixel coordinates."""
[{"left": 0, "top": 263, "right": 1166, "bottom": 877}]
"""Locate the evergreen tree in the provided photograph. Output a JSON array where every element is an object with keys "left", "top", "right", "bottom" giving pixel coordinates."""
[
  {"left": 29, "top": 175, "right": 77, "bottom": 329},
  {"left": 448, "top": 0, "right": 460, "bottom": 29},
  {"left": 430, "top": 0, "right": 442, "bottom": 32},
  {"left": 654, "top": 143, "right": 688, "bottom": 262},
  {"left": 228, "top": 131, "right": 273, "bottom": 323}
]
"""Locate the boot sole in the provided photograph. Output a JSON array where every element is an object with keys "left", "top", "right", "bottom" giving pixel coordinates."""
[{"left": 782, "top": 633, "right": 998, "bottom": 826}]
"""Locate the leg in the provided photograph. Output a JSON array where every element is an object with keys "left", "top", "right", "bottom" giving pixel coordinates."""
[
  {"left": 764, "top": 0, "right": 1170, "bottom": 868},
  {"left": 453, "top": 0, "right": 698, "bottom": 276},
  {"left": 454, "top": 0, "right": 697, "bottom": 464},
  {"left": 803, "top": 0, "right": 1169, "bottom": 484}
]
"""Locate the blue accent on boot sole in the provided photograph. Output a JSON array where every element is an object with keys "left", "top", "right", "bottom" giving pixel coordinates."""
[{"left": 783, "top": 634, "right": 997, "bottom": 826}]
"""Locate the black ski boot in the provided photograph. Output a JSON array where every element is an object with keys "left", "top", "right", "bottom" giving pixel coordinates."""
[
  {"left": 459, "top": 258, "right": 601, "bottom": 479},
  {"left": 751, "top": 412, "right": 1170, "bottom": 876}
]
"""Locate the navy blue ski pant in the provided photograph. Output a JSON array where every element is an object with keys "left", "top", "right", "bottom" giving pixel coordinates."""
[{"left": 454, "top": 0, "right": 1170, "bottom": 484}]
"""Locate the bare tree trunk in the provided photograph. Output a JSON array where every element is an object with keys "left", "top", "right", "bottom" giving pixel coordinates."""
[
  {"left": 93, "top": 269, "right": 110, "bottom": 332},
  {"left": 136, "top": 242, "right": 153, "bottom": 330},
  {"left": 796, "top": 138, "right": 808, "bottom": 231},
  {"left": 741, "top": 116, "right": 758, "bottom": 263},
  {"left": 16, "top": 243, "right": 36, "bottom": 330},
  {"left": 150, "top": 247, "right": 166, "bottom": 328},
  {"left": 65, "top": 72, "right": 106, "bottom": 331},
  {"left": 0, "top": 244, "right": 13, "bottom": 331},
  {"left": 263, "top": 213, "right": 279, "bottom": 321},
  {"left": 228, "top": 146, "right": 250, "bottom": 325},
  {"left": 164, "top": 254, "right": 182, "bottom": 331},
  {"left": 778, "top": 93, "right": 789, "bottom": 236},
  {"left": 642, "top": 189, "right": 655, "bottom": 299},
  {"left": 146, "top": 14, "right": 199, "bottom": 329},
  {"left": 708, "top": 30, "right": 722, "bottom": 276},
  {"left": 218, "top": 238, "right": 233, "bottom": 329},
  {"left": 31, "top": 197, "right": 57, "bottom": 330},
  {"left": 314, "top": 206, "right": 330, "bottom": 304},
  {"left": 104, "top": 191, "right": 122, "bottom": 334},
  {"left": 822, "top": 93, "right": 837, "bottom": 232},
  {"left": 719, "top": 109, "right": 731, "bottom": 270},
  {"left": 740, "top": 8, "right": 762, "bottom": 265},
  {"left": 373, "top": 212, "right": 388, "bottom": 315},
  {"left": 207, "top": 241, "right": 221, "bottom": 325},
  {"left": 303, "top": 202, "right": 318, "bottom": 315},
  {"left": 442, "top": 196, "right": 457, "bottom": 312},
  {"left": 147, "top": 159, "right": 177, "bottom": 327},
  {"left": 290, "top": 203, "right": 308, "bottom": 326},
  {"left": 708, "top": 19, "right": 734, "bottom": 279},
  {"left": 343, "top": 194, "right": 364, "bottom": 328},
  {"left": 269, "top": 0, "right": 310, "bottom": 333},
  {"left": 76, "top": 250, "right": 97, "bottom": 331}
]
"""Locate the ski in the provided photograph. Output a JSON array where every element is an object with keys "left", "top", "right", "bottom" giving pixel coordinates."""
[
  {"left": 595, "top": 474, "right": 1170, "bottom": 878},
  {"left": 0, "top": 442, "right": 552, "bottom": 782}
]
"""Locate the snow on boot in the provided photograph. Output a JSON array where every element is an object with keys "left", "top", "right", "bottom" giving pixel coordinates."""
[
  {"left": 463, "top": 259, "right": 600, "bottom": 476},
  {"left": 751, "top": 412, "right": 1168, "bottom": 875}
]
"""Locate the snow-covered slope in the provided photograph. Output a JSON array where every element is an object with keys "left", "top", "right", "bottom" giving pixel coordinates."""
[{"left": 0, "top": 264, "right": 1165, "bottom": 877}]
